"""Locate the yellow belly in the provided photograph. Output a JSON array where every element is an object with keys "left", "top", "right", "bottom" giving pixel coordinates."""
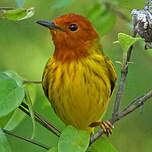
[{"left": 42, "top": 54, "right": 116, "bottom": 133}]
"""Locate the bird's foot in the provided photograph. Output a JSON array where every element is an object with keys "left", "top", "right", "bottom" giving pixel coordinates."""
[{"left": 89, "top": 120, "right": 113, "bottom": 136}]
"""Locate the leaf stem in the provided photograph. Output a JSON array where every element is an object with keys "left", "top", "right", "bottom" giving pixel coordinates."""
[
  {"left": 24, "top": 87, "right": 36, "bottom": 139},
  {"left": 23, "top": 80, "right": 42, "bottom": 84},
  {"left": 2, "top": 128, "right": 50, "bottom": 150}
]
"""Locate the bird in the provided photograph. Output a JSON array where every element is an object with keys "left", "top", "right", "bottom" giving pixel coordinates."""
[{"left": 36, "top": 13, "right": 117, "bottom": 135}]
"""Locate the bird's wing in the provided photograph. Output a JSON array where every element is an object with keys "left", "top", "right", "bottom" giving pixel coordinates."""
[{"left": 104, "top": 56, "right": 117, "bottom": 95}]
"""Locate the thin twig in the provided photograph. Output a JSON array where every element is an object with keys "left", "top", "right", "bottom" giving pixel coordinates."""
[
  {"left": 119, "top": 95, "right": 145, "bottom": 113},
  {"left": 34, "top": 111, "right": 61, "bottom": 134},
  {"left": 23, "top": 80, "right": 42, "bottom": 84},
  {"left": 2, "top": 128, "right": 50, "bottom": 150},
  {"left": 19, "top": 102, "right": 61, "bottom": 137},
  {"left": 21, "top": 102, "right": 61, "bottom": 133},
  {"left": 0, "top": 7, "right": 15, "bottom": 10},
  {"left": 113, "top": 30, "right": 137, "bottom": 117},
  {"left": 20, "top": 103, "right": 61, "bottom": 136},
  {"left": 90, "top": 90, "right": 152, "bottom": 144},
  {"left": 117, "top": 90, "right": 152, "bottom": 121},
  {"left": 104, "top": 1, "right": 130, "bottom": 23}
]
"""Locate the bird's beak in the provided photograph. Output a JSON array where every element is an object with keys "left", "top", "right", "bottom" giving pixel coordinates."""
[{"left": 36, "top": 20, "right": 64, "bottom": 32}]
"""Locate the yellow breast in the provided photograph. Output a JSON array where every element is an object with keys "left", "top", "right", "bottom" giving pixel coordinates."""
[{"left": 42, "top": 53, "right": 116, "bottom": 133}]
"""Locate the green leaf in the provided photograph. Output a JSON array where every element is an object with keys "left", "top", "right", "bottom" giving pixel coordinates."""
[
  {"left": 0, "top": 113, "right": 13, "bottom": 128},
  {"left": 2, "top": 8, "right": 26, "bottom": 20},
  {"left": 86, "top": 2, "right": 116, "bottom": 36},
  {"left": 0, "top": 129, "right": 11, "bottom": 152},
  {"left": 0, "top": 7, "right": 34, "bottom": 21},
  {"left": 58, "top": 126, "right": 90, "bottom": 152},
  {"left": 87, "top": 137, "right": 118, "bottom": 152},
  {"left": 0, "top": 72, "right": 36, "bottom": 130},
  {"left": 53, "top": 0, "right": 73, "bottom": 10},
  {"left": 0, "top": 73, "right": 25, "bottom": 117},
  {"left": 4, "top": 80, "right": 36, "bottom": 131},
  {"left": 4, "top": 109, "right": 25, "bottom": 131},
  {"left": 116, "top": 33, "right": 143, "bottom": 64},
  {"left": 117, "top": 33, "right": 142, "bottom": 52},
  {"left": 4, "top": 71, "right": 23, "bottom": 87},
  {"left": 0, "top": 73, "right": 9, "bottom": 80},
  {"left": 18, "top": 8, "right": 35, "bottom": 20},
  {"left": 16, "top": 0, "right": 26, "bottom": 8},
  {"left": 48, "top": 146, "right": 58, "bottom": 152}
]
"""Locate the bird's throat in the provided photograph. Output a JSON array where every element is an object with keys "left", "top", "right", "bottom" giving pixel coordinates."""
[
  {"left": 53, "top": 47, "right": 89, "bottom": 62},
  {"left": 53, "top": 39, "right": 101, "bottom": 63}
]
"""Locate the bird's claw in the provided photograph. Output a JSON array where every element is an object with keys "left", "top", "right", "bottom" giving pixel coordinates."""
[
  {"left": 100, "top": 120, "right": 113, "bottom": 136},
  {"left": 89, "top": 120, "right": 113, "bottom": 137}
]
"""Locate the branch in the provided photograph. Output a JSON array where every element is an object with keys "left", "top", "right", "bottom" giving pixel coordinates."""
[
  {"left": 19, "top": 102, "right": 61, "bottom": 137},
  {"left": 90, "top": 89, "right": 152, "bottom": 144},
  {"left": 0, "top": 7, "right": 15, "bottom": 10},
  {"left": 103, "top": 1, "right": 130, "bottom": 23},
  {"left": 113, "top": 30, "right": 137, "bottom": 118},
  {"left": 116, "top": 90, "right": 152, "bottom": 121},
  {"left": 2, "top": 128, "right": 50, "bottom": 150}
]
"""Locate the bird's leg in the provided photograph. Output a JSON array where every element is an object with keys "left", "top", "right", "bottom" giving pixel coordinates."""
[{"left": 89, "top": 120, "right": 113, "bottom": 136}]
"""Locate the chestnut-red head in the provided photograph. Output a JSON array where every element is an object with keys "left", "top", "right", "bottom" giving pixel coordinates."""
[{"left": 37, "top": 13, "right": 100, "bottom": 61}]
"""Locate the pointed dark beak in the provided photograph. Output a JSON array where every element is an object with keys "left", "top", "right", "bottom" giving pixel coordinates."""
[{"left": 36, "top": 20, "right": 64, "bottom": 32}]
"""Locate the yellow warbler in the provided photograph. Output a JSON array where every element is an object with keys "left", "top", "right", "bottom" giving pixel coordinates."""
[{"left": 37, "top": 13, "right": 117, "bottom": 135}]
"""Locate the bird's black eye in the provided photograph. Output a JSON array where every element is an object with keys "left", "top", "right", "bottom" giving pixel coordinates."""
[{"left": 69, "top": 24, "right": 78, "bottom": 31}]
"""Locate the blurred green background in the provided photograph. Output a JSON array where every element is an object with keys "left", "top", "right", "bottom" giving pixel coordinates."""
[{"left": 0, "top": 0, "right": 152, "bottom": 152}]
